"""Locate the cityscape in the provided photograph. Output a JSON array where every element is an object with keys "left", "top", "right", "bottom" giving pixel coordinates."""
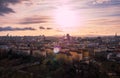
[
  {"left": 0, "top": 0, "right": 120, "bottom": 78},
  {"left": 0, "top": 34, "right": 120, "bottom": 78}
]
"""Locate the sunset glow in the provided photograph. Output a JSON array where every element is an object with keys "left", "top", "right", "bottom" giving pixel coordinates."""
[
  {"left": 54, "top": 6, "right": 79, "bottom": 32},
  {"left": 0, "top": 0, "right": 119, "bottom": 36}
]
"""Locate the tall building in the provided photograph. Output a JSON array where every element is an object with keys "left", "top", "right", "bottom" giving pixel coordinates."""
[{"left": 66, "top": 34, "right": 70, "bottom": 41}]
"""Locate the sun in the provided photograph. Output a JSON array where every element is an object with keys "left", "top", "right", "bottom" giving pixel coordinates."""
[{"left": 53, "top": 6, "right": 79, "bottom": 32}]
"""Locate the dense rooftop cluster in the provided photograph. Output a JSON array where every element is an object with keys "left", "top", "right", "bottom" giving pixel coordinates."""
[{"left": 0, "top": 34, "right": 120, "bottom": 78}]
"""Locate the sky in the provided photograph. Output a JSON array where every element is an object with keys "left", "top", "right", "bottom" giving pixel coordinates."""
[{"left": 0, "top": 0, "right": 120, "bottom": 36}]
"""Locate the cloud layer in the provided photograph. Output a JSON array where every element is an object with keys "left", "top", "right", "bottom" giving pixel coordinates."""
[
  {"left": 39, "top": 26, "right": 52, "bottom": 30},
  {"left": 0, "top": 0, "right": 21, "bottom": 15},
  {"left": 0, "top": 26, "right": 36, "bottom": 31},
  {"left": 0, "top": 0, "right": 119, "bottom": 36},
  {"left": 19, "top": 16, "right": 50, "bottom": 24},
  {"left": 39, "top": 26, "right": 45, "bottom": 29}
]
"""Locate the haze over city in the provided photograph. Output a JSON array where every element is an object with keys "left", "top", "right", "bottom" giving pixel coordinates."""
[{"left": 0, "top": 0, "right": 119, "bottom": 36}]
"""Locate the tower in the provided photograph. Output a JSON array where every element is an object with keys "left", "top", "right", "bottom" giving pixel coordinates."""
[
  {"left": 66, "top": 34, "right": 70, "bottom": 41},
  {"left": 115, "top": 32, "right": 117, "bottom": 37}
]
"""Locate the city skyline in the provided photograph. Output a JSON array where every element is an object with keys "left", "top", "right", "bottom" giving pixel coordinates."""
[{"left": 0, "top": 0, "right": 120, "bottom": 36}]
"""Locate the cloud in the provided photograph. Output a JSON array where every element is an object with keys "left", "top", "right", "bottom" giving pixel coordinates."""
[
  {"left": 46, "top": 27, "right": 52, "bottom": 30},
  {"left": 88, "top": 19, "right": 120, "bottom": 26},
  {"left": 69, "top": 0, "right": 119, "bottom": 13},
  {"left": 39, "top": 26, "right": 45, "bottom": 29},
  {"left": 0, "top": 6, "right": 15, "bottom": 16},
  {"left": 0, "top": 0, "right": 23, "bottom": 15},
  {"left": 76, "top": 0, "right": 119, "bottom": 10},
  {"left": 93, "top": 0, "right": 110, "bottom": 4},
  {"left": 91, "top": 0, "right": 120, "bottom": 7},
  {"left": 19, "top": 16, "right": 50, "bottom": 24},
  {"left": 0, "top": 26, "right": 36, "bottom": 31},
  {"left": 39, "top": 26, "right": 52, "bottom": 30},
  {"left": 107, "top": 14, "right": 120, "bottom": 17}
]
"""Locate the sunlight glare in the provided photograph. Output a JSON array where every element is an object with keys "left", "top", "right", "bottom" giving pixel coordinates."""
[{"left": 54, "top": 6, "right": 79, "bottom": 32}]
